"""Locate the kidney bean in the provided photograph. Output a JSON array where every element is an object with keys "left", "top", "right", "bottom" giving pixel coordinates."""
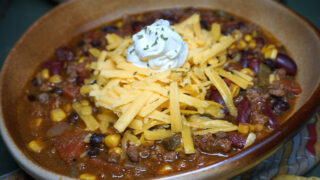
[
  {"left": 248, "top": 58, "right": 261, "bottom": 74},
  {"left": 236, "top": 99, "right": 252, "bottom": 124},
  {"left": 76, "top": 76, "right": 85, "bottom": 86},
  {"left": 263, "top": 105, "right": 279, "bottom": 129},
  {"left": 42, "top": 60, "right": 64, "bottom": 76},
  {"left": 227, "top": 131, "right": 248, "bottom": 149},
  {"left": 240, "top": 50, "right": 254, "bottom": 68},
  {"left": 56, "top": 47, "right": 74, "bottom": 61},
  {"left": 255, "top": 37, "right": 265, "bottom": 45},
  {"left": 275, "top": 53, "right": 297, "bottom": 76},
  {"left": 264, "top": 59, "right": 276, "bottom": 71},
  {"left": 209, "top": 90, "right": 225, "bottom": 106}
]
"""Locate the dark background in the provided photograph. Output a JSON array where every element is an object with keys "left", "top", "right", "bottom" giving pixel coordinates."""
[{"left": 0, "top": 0, "right": 319, "bottom": 178}]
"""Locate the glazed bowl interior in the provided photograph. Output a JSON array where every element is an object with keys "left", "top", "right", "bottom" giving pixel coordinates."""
[{"left": 0, "top": 0, "right": 319, "bottom": 179}]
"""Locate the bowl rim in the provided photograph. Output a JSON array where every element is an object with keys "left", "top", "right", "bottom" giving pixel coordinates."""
[{"left": 0, "top": 0, "right": 319, "bottom": 179}]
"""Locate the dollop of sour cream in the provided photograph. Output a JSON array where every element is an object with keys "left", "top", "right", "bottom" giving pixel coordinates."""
[{"left": 126, "top": 19, "right": 188, "bottom": 72}]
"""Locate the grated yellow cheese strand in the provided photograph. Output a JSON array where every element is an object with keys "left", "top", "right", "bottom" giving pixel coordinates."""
[
  {"left": 181, "top": 116, "right": 195, "bottom": 154},
  {"left": 193, "top": 126, "right": 238, "bottom": 135},
  {"left": 72, "top": 103, "right": 99, "bottom": 131},
  {"left": 148, "top": 110, "right": 170, "bottom": 123},
  {"left": 101, "top": 70, "right": 134, "bottom": 79},
  {"left": 216, "top": 69, "right": 250, "bottom": 89},
  {"left": 144, "top": 129, "right": 173, "bottom": 140},
  {"left": 186, "top": 119, "right": 238, "bottom": 129},
  {"left": 204, "top": 68, "right": 237, "bottom": 117},
  {"left": 139, "top": 96, "right": 168, "bottom": 117},
  {"left": 114, "top": 91, "right": 152, "bottom": 132},
  {"left": 170, "top": 82, "right": 182, "bottom": 132}
]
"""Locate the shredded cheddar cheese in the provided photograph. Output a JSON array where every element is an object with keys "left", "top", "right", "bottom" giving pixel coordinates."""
[{"left": 85, "top": 14, "right": 253, "bottom": 154}]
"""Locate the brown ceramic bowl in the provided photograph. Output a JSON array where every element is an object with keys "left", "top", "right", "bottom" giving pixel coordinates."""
[{"left": 0, "top": 0, "right": 319, "bottom": 179}]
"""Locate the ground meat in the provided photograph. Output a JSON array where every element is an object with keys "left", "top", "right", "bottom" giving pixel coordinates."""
[
  {"left": 163, "top": 151, "right": 177, "bottom": 162},
  {"left": 66, "top": 62, "right": 78, "bottom": 83},
  {"left": 268, "top": 80, "right": 286, "bottom": 97},
  {"left": 62, "top": 83, "right": 80, "bottom": 98},
  {"left": 38, "top": 93, "right": 49, "bottom": 104},
  {"left": 107, "top": 152, "right": 120, "bottom": 163},
  {"left": 194, "top": 133, "right": 232, "bottom": 153},
  {"left": 127, "top": 145, "right": 139, "bottom": 162},
  {"left": 39, "top": 83, "right": 52, "bottom": 92},
  {"left": 246, "top": 88, "right": 268, "bottom": 111},
  {"left": 251, "top": 113, "right": 268, "bottom": 125},
  {"left": 215, "top": 138, "right": 231, "bottom": 153}
]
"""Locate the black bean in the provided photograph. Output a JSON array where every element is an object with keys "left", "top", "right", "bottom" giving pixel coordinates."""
[
  {"left": 264, "top": 59, "right": 276, "bottom": 71},
  {"left": 87, "top": 147, "right": 100, "bottom": 157},
  {"left": 31, "top": 78, "right": 38, "bottom": 86},
  {"left": 200, "top": 20, "right": 209, "bottom": 30},
  {"left": 67, "top": 112, "right": 79, "bottom": 125},
  {"left": 275, "top": 53, "right": 297, "bottom": 76},
  {"left": 50, "top": 87, "right": 62, "bottom": 94},
  {"left": 273, "top": 99, "right": 290, "bottom": 112},
  {"left": 77, "top": 40, "right": 85, "bottom": 47},
  {"left": 90, "top": 39, "right": 101, "bottom": 47},
  {"left": 90, "top": 133, "right": 106, "bottom": 147},
  {"left": 27, "top": 95, "right": 36, "bottom": 102},
  {"left": 101, "top": 26, "right": 118, "bottom": 33}
]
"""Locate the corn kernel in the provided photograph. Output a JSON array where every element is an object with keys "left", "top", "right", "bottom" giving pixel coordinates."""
[
  {"left": 79, "top": 173, "right": 96, "bottom": 180},
  {"left": 63, "top": 103, "right": 72, "bottom": 113},
  {"left": 252, "top": 30, "right": 258, "bottom": 38},
  {"left": 248, "top": 40, "right": 256, "bottom": 50},
  {"left": 49, "top": 74, "right": 62, "bottom": 84},
  {"left": 81, "top": 99, "right": 90, "bottom": 106},
  {"left": 237, "top": 40, "right": 247, "bottom": 50},
  {"left": 244, "top": 34, "right": 252, "bottom": 42},
  {"left": 254, "top": 124, "right": 264, "bottom": 132},
  {"left": 264, "top": 48, "right": 278, "bottom": 60},
  {"left": 231, "top": 30, "right": 243, "bottom": 41},
  {"left": 50, "top": 108, "right": 66, "bottom": 122},
  {"left": 41, "top": 69, "right": 50, "bottom": 80},
  {"left": 31, "top": 118, "right": 43, "bottom": 128},
  {"left": 240, "top": 68, "right": 255, "bottom": 77},
  {"left": 229, "top": 44, "right": 236, "bottom": 49},
  {"left": 104, "top": 134, "right": 121, "bottom": 148},
  {"left": 136, "top": 15, "right": 143, "bottom": 21},
  {"left": 108, "top": 147, "right": 122, "bottom": 155},
  {"left": 28, "top": 140, "right": 44, "bottom": 153},
  {"left": 249, "top": 124, "right": 255, "bottom": 132},
  {"left": 261, "top": 44, "right": 275, "bottom": 54},
  {"left": 238, "top": 123, "right": 250, "bottom": 134},
  {"left": 78, "top": 56, "right": 85, "bottom": 63},
  {"left": 230, "top": 84, "right": 240, "bottom": 98},
  {"left": 81, "top": 106, "right": 92, "bottom": 115},
  {"left": 158, "top": 164, "right": 173, "bottom": 174},
  {"left": 116, "top": 21, "right": 123, "bottom": 28}
]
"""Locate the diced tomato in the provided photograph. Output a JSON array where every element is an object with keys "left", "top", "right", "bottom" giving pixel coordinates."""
[
  {"left": 54, "top": 130, "right": 85, "bottom": 164},
  {"left": 62, "top": 83, "right": 80, "bottom": 98}
]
